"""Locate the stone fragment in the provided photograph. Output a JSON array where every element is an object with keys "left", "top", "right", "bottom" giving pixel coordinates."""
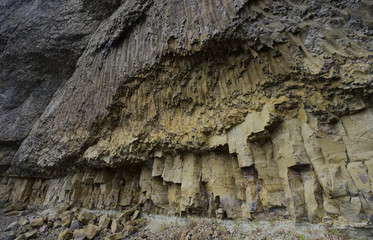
[
  {"left": 24, "top": 229, "right": 38, "bottom": 239},
  {"left": 74, "top": 233, "right": 88, "bottom": 240},
  {"left": 39, "top": 225, "right": 48, "bottom": 233},
  {"left": 216, "top": 208, "right": 225, "bottom": 219},
  {"left": 54, "top": 219, "right": 63, "bottom": 228},
  {"left": 98, "top": 215, "right": 111, "bottom": 229},
  {"left": 62, "top": 211, "right": 73, "bottom": 219},
  {"left": 30, "top": 217, "right": 44, "bottom": 228},
  {"left": 131, "top": 210, "right": 140, "bottom": 220},
  {"left": 58, "top": 202, "right": 72, "bottom": 213},
  {"left": 74, "top": 234, "right": 87, "bottom": 240},
  {"left": 70, "top": 220, "right": 82, "bottom": 232},
  {"left": 104, "top": 233, "right": 124, "bottom": 240},
  {"left": 5, "top": 221, "right": 19, "bottom": 231},
  {"left": 77, "top": 211, "right": 95, "bottom": 224},
  {"left": 123, "top": 224, "right": 137, "bottom": 236},
  {"left": 118, "top": 208, "right": 137, "bottom": 222},
  {"left": 62, "top": 215, "right": 72, "bottom": 228},
  {"left": 4, "top": 205, "right": 26, "bottom": 213},
  {"left": 111, "top": 219, "right": 121, "bottom": 233},
  {"left": 58, "top": 228, "right": 73, "bottom": 240},
  {"left": 70, "top": 207, "right": 79, "bottom": 213},
  {"left": 18, "top": 211, "right": 27, "bottom": 217},
  {"left": 5, "top": 211, "right": 20, "bottom": 216},
  {"left": 85, "top": 224, "right": 101, "bottom": 239},
  {"left": 73, "top": 229, "right": 84, "bottom": 235},
  {"left": 47, "top": 221, "right": 53, "bottom": 228},
  {"left": 46, "top": 211, "right": 58, "bottom": 222}
]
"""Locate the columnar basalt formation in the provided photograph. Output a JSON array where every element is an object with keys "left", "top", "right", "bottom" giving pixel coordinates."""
[{"left": 0, "top": 0, "right": 372, "bottom": 223}]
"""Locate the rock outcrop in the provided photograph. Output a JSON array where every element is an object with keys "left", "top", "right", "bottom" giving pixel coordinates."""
[{"left": 0, "top": 0, "right": 373, "bottom": 223}]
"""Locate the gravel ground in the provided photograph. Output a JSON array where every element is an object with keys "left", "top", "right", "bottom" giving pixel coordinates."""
[
  {"left": 142, "top": 215, "right": 344, "bottom": 240},
  {"left": 1, "top": 207, "right": 372, "bottom": 240},
  {"left": 0, "top": 209, "right": 18, "bottom": 233}
]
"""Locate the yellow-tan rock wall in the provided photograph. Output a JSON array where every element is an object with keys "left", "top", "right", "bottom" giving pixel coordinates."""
[{"left": 2, "top": 108, "right": 373, "bottom": 222}]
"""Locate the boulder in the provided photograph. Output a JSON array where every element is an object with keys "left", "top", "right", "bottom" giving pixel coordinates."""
[
  {"left": 39, "top": 225, "right": 49, "bottom": 233},
  {"left": 98, "top": 215, "right": 111, "bottom": 229},
  {"left": 85, "top": 224, "right": 101, "bottom": 240},
  {"left": 70, "top": 220, "right": 82, "bottom": 232},
  {"left": 18, "top": 218, "right": 29, "bottom": 226},
  {"left": 110, "top": 219, "right": 121, "bottom": 233},
  {"left": 30, "top": 217, "right": 44, "bottom": 228},
  {"left": 58, "top": 228, "right": 73, "bottom": 240}
]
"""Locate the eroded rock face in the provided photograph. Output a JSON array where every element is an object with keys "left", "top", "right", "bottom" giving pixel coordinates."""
[
  {"left": 0, "top": 0, "right": 122, "bottom": 173},
  {"left": 1, "top": 108, "right": 373, "bottom": 222},
  {"left": 0, "top": 0, "right": 372, "bottom": 223}
]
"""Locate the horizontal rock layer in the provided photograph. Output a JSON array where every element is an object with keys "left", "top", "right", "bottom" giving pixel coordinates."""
[{"left": 0, "top": 0, "right": 372, "bottom": 223}]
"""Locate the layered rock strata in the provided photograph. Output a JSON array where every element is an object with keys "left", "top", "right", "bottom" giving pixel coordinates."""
[{"left": 0, "top": 0, "right": 373, "bottom": 223}]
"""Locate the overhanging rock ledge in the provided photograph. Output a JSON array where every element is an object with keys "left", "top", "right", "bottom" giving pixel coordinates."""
[{"left": 0, "top": 0, "right": 373, "bottom": 223}]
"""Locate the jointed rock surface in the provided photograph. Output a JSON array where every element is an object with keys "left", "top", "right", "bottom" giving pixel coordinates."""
[{"left": 0, "top": 0, "right": 373, "bottom": 238}]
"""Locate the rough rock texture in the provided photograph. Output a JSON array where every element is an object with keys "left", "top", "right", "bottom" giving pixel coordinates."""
[
  {"left": 0, "top": 0, "right": 122, "bottom": 173},
  {"left": 0, "top": 0, "right": 373, "bottom": 223}
]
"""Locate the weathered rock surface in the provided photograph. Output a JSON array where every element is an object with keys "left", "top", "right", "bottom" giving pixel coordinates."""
[
  {"left": 58, "top": 228, "right": 73, "bottom": 240},
  {"left": 0, "top": 0, "right": 122, "bottom": 175},
  {"left": 29, "top": 217, "right": 44, "bottom": 228},
  {"left": 0, "top": 0, "right": 373, "bottom": 224}
]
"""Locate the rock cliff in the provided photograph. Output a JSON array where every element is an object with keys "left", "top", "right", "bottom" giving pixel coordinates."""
[{"left": 1, "top": 0, "right": 373, "bottom": 223}]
